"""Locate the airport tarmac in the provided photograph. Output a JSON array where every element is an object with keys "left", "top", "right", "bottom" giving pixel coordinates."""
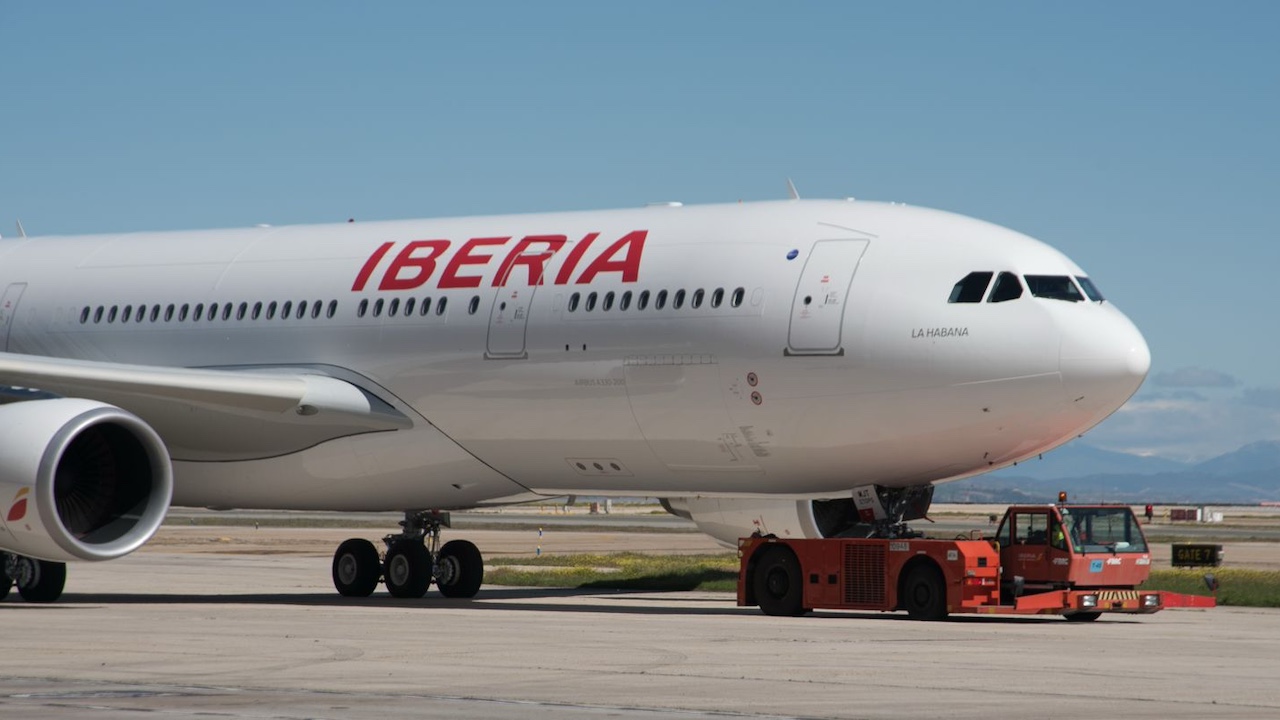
[{"left": 2, "top": 527, "right": 1278, "bottom": 719}]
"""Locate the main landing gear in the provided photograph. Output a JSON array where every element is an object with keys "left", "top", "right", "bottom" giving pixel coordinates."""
[
  {"left": 0, "top": 552, "right": 67, "bottom": 603},
  {"left": 331, "top": 511, "right": 484, "bottom": 599}
]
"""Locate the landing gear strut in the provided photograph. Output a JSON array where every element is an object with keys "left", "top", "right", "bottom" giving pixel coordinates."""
[
  {"left": 815, "top": 485, "right": 934, "bottom": 540},
  {"left": 330, "top": 511, "right": 484, "bottom": 600}
]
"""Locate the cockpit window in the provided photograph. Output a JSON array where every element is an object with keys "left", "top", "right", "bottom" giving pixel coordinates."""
[
  {"left": 1024, "top": 275, "right": 1084, "bottom": 302},
  {"left": 1076, "top": 276, "right": 1105, "bottom": 302},
  {"left": 948, "top": 272, "right": 993, "bottom": 303},
  {"left": 988, "top": 272, "right": 1023, "bottom": 302}
]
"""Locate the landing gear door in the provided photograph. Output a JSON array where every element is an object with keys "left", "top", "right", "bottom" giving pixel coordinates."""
[
  {"left": 786, "top": 240, "right": 868, "bottom": 355},
  {"left": 0, "top": 283, "right": 27, "bottom": 351}
]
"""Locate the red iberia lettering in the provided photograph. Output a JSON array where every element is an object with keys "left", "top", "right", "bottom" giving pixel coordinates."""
[
  {"left": 352, "top": 241, "right": 395, "bottom": 291},
  {"left": 553, "top": 233, "right": 600, "bottom": 285},
  {"left": 378, "top": 240, "right": 451, "bottom": 291},
  {"left": 438, "top": 237, "right": 509, "bottom": 289},
  {"left": 493, "top": 235, "right": 566, "bottom": 287},
  {"left": 575, "top": 230, "right": 647, "bottom": 284}
]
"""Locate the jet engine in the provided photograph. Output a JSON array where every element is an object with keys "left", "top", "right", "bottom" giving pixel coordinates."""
[
  {"left": 660, "top": 496, "right": 866, "bottom": 547},
  {"left": 0, "top": 398, "right": 173, "bottom": 562}
]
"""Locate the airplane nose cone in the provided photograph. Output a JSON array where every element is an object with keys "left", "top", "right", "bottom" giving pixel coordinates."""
[{"left": 1059, "top": 306, "right": 1150, "bottom": 411}]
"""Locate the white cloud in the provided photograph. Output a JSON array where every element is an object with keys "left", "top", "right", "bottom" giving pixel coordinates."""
[
  {"left": 1151, "top": 366, "right": 1240, "bottom": 388},
  {"left": 1085, "top": 388, "right": 1280, "bottom": 462}
]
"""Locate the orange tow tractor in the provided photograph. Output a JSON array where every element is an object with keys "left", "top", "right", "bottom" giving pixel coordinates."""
[{"left": 738, "top": 498, "right": 1216, "bottom": 621}]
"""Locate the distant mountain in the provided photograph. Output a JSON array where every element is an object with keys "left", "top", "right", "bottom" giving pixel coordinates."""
[
  {"left": 938, "top": 440, "right": 1280, "bottom": 504},
  {"left": 1194, "top": 440, "right": 1280, "bottom": 476},
  {"left": 989, "top": 442, "right": 1187, "bottom": 480}
]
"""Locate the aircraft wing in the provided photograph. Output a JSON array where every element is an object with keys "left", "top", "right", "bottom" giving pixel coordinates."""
[{"left": 0, "top": 352, "right": 413, "bottom": 461}]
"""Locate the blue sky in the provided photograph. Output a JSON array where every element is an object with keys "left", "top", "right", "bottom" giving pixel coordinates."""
[{"left": 2, "top": 2, "right": 1277, "bottom": 461}]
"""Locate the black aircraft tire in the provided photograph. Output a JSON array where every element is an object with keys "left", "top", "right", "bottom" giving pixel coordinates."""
[
  {"left": 437, "top": 539, "right": 484, "bottom": 598},
  {"left": 332, "top": 538, "right": 381, "bottom": 597},
  {"left": 1065, "top": 611, "right": 1102, "bottom": 622},
  {"left": 17, "top": 559, "right": 66, "bottom": 603},
  {"left": 384, "top": 542, "right": 431, "bottom": 598},
  {"left": 901, "top": 563, "right": 947, "bottom": 621},
  {"left": 753, "top": 547, "right": 805, "bottom": 617}
]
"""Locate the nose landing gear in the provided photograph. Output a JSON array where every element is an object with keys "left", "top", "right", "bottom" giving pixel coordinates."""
[{"left": 330, "top": 510, "right": 484, "bottom": 599}]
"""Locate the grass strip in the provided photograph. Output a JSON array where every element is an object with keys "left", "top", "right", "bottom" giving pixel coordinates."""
[
  {"left": 485, "top": 552, "right": 740, "bottom": 592},
  {"left": 1142, "top": 568, "right": 1280, "bottom": 608}
]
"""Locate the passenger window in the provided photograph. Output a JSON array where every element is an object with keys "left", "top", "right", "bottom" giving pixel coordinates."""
[
  {"left": 374, "top": 299, "right": 385, "bottom": 317},
  {"left": 108, "top": 306, "right": 118, "bottom": 323},
  {"left": 420, "top": 297, "right": 432, "bottom": 316},
  {"left": 327, "top": 300, "right": 338, "bottom": 318},
  {"left": 948, "top": 272, "right": 993, "bottom": 303},
  {"left": 122, "top": 306, "right": 133, "bottom": 323},
  {"left": 731, "top": 287, "right": 745, "bottom": 308},
  {"left": 691, "top": 289, "right": 704, "bottom": 308},
  {"left": 673, "top": 289, "right": 686, "bottom": 309},
  {"left": 251, "top": 302, "right": 262, "bottom": 320},
  {"left": 711, "top": 288, "right": 724, "bottom": 308},
  {"left": 165, "top": 304, "right": 176, "bottom": 322},
  {"left": 388, "top": 298, "right": 400, "bottom": 317},
  {"left": 358, "top": 299, "right": 368, "bottom": 318},
  {"left": 586, "top": 292, "right": 598, "bottom": 312},
  {"left": 94, "top": 306, "right": 104, "bottom": 323},
  {"left": 436, "top": 297, "right": 447, "bottom": 316},
  {"left": 637, "top": 290, "right": 650, "bottom": 310},
  {"left": 568, "top": 292, "right": 580, "bottom": 312},
  {"left": 281, "top": 301, "right": 292, "bottom": 319},
  {"left": 80, "top": 307, "right": 90, "bottom": 324},
  {"left": 655, "top": 290, "right": 668, "bottom": 310},
  {"left": 620, "top": 290, "right": 632, "bottom": 311},
  {"left": 236, "top": 303, "right": 247, "bottom": 321},
  {"left": 468, "top": 296, "right": 480, "bottom": 315},
  {"left": 404, "top": 298, "right": 416, "bottom": 316},
  {"left": 265, "top": 302, "right": 275, "bottom": 320},
  {"left": 223, "top": 304, "right": 234, "bottom": 321},
  {"left": 988, "top": 272, "right": 1023, "bottom": 303},
  {"left": 1025, "top": 275, "right": 1084, "bottom": 302},
  {"left": 603, "top": 291, "right": 615, "bottom": 311},
  {"left": 1076, "top": 276, "right": 1105, "bottom": 302}
]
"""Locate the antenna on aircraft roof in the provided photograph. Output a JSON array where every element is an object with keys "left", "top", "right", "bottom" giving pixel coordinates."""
[
  {"left": 15, "top": 220, "right": 27, "bottom": 238},
  {"left": 786, "top": 178, "right": 800, "bottom": 200}
]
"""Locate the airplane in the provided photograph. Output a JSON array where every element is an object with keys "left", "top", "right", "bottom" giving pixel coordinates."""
[{"left": 0, "top": 197, "right": 1149, "bottom": 603}]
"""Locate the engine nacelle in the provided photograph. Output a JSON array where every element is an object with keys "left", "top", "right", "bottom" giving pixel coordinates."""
[
  {"left": 0, "top": 398, "right": 173, "bottom": 562},
  {"left": 660, "top": 496, "right": 864, "bottom": 547}
]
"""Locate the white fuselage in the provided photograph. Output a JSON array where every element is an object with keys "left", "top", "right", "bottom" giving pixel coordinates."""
[{"left": 0, "top": 200, "right": 1149, "bottom": 511}]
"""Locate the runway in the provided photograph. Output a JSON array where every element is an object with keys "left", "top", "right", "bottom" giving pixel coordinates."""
[{"left": 2, "top": 533, "right": 1276, "bottom": 719}]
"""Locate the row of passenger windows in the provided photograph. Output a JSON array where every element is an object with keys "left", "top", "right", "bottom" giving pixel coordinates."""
[
  {"left": 567, "top": 287, "right": 745, "bottom": 313},
  {"left": 80, "top": 299, "right": 339, "bottom": 325},
  {"left": 357, "top": 295, "right": 461, "bottom": 319},
  {"left": 948, "top": 272, "right": 1104, "bottom": 304}
]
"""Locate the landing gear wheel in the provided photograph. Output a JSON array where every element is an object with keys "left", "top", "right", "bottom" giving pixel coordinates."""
[
  {"left": 436, "top": 539, "right": 484, "bottom": 598},
  {"left": 901, "top": 563, "right": 947, "bottom": 620},
  {"left": 753, "top": 547, "right": 805, "bottom": 617},
  {"left": 0, "top": 553, "right": 12, "bottom": 601},
  {"left": 14, "top": 557, "right": 66, "bottom": 603},
  {"left": 384, "top": 541, "right": 431, "bottom": 598},
  {"left": 332, "top": 539, "right": 381, "bottom": 597},
  {"left": 1065, "top": 611, "right": 1102, "bottom": 622}
]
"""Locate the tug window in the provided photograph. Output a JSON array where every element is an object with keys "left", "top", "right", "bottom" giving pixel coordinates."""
[
  {"left": 948, "top": 272, "right": 993, "bottom": 303},
  {"left": 1025, "top": 275, "right": 1084, "bottom": 302},
  {"left": 988, "top": 272, "right": 1023, "bottom": 303}
]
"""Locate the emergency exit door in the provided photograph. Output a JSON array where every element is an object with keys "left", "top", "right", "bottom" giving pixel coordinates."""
[
  {"left": 0, "top": 283, "right": 27, "bottom": 351},
  {"left": 786, "top": 240, "right": 868, "bottom": 354}
]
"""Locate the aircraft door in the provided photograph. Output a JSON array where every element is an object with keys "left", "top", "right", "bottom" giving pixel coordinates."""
[
  {"left": 0, "top": 283, "right": 27, "bottom": 351},
  {"left": 787, "top": 240, "right": 869, "bottom": 355},
  {"left": 486, "top": 263, "right": 539, "bottom": 359}
]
